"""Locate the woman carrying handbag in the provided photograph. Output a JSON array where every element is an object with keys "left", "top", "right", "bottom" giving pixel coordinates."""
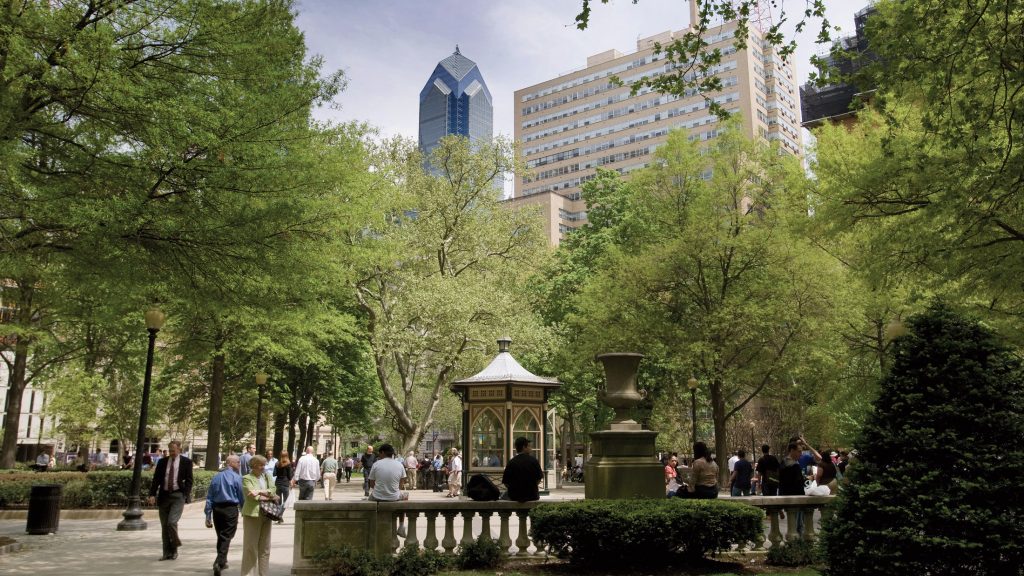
[{"left": 241, "top": 455, "right": 279, "bottom": 576}]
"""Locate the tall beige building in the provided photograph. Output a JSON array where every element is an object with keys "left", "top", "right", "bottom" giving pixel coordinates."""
[{"left": 510, "top": 17, "right": 802, "bottom": 245}]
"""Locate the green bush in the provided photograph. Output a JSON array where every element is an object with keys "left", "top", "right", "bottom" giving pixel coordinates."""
[
  {"left": 455, "top": 537, "right": 504, "bottom": 570},
  {"left": 0, "top": 470, "right": 215, "bottom": 508},
  {"left": 820, "top": 305, "right": 1024, "bottom": 576},
  {"left": 766, "top": 540, "right": 820, "bottom": 567},
  {"left": 312, "top": 545, "right": 450, "bottom": 576},
  {"left": 529, "top": 498, "right": 763, "bottom": 566}
]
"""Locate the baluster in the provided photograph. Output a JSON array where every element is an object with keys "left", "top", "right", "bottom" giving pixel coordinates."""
[
  {"left": 497, "top": 510, "right": 512, "bottom": 554},
  {"left": 802, "top": 505, "right": 817, "bottom": 542},
  {"left": 479, "top": 510, "right": 494, "bottom": 541},
  {"left": 391, "top": 513, "right": 399, "bottom": 551},
  {"left": 405, "top": 511, "right": 420, "bottom": 549},
  {"left": 423, "top": 511, "right": 439, "bottom": 551},
  {"left": 441, "top": 512, "right": 457, "bottom": 554},
  {"left": 785, "top": 506, "right": 799, "bottom": 542},
  {"left": 515, "top": 509, "right": 531, "bottom": 556},
  {"left": 767, "top": 509, "right": 783, "bottom": 548},
  {"left": 460, "top": 510, "right": 475, "bottom": 548},
  {"left": 751, "top": 510, "right": 765, "bottom": 550}
]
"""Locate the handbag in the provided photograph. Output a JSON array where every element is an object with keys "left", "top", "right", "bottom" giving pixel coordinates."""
[{"left": 259, "top": 499, "right": 284, "bottom": 521}]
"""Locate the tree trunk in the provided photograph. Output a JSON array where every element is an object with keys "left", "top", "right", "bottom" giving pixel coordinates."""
[
  {"left": 0, "top": 336, "right": 31, "bottom": 469},
  {"left": 296, "top": 412, "right": 308, "bottom": 454},
  {"left": 286, "top": 405, "right": 298, "bottom": 458},
  {"left": 710, "top": 378, "right": 730, "bottom": 488},
  {"left": 205, "top": 347, "right": 226, "bottom": 471},
  {"left": 306, "top": 418, "right": 316, "bottom": 452},
  {"left": 272, "top": 411, "right": 284, "bottom": 457}
]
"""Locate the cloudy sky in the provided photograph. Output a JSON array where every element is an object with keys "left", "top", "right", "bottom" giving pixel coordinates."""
[{"left": 295, "top": 0, "right": 862, "bottom": 141}]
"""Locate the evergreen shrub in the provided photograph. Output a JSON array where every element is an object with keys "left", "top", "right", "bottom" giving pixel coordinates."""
[
  {"left": 455, "top": 536, "right": 503, "bottom": 570},
  {"left": 529, "top": 498, "right": 762, "bottom": 565},
  {"left": 0, "top": 470, "right": 214, "bottom": 508},
  {"left": 766, "top": 539, "right": 820, "bottom": 567},
  {"left": 820, "top": 304, "right": 1024, "bottom": 575},
  {"left": 312, "top": 545, "right": 450, "bottom": 576}
]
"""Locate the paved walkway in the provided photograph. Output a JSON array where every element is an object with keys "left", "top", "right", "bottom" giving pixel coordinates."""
[{"left": 0, "top": 475, "right": 585, "bottom": 575}]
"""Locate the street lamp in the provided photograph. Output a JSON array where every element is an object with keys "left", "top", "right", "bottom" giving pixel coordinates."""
[
  {"left": 255, "top": 371, "right": 268, "bottom": 454},
  {"left": 687, "top": 375, "right": 699, "bottom": 449},
  {"left": 117, "top": 308, "right": 166, "bottom": 531}
]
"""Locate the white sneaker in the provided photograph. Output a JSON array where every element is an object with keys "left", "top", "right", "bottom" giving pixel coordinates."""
[{"left": 396, "top": 525, "right": 407, "bottom": 538}]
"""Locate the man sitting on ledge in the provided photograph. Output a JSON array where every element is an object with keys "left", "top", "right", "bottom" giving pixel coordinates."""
[
  {"left": 367, "top": 443, "right": 409, "bottom": 537},
  {"left": 502, "top": 437, "right": 543, "bottom": 502}
]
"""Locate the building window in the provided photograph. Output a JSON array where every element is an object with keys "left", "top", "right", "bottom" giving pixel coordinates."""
[
  {"left": 512, "top": 409, "right": 541, "bottom": 455},
  {"left": 471, "top": 408, "right": 504, "bottom": 467}
]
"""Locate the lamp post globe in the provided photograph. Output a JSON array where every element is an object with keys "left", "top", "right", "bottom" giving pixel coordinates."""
[
  {"left": 687, "top": 375, "right": 699, "bottom": 448},
  {"left": 118, "top": 308, "right": 165, "bottom": 531}
]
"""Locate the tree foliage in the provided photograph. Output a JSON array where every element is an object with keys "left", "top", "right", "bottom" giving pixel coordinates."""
[
  {"left": 820, "top": 304, "right": 1024, "bottom": 575},
  {"left": 347, "top": 135, "right": 546, "bottom": 453}
]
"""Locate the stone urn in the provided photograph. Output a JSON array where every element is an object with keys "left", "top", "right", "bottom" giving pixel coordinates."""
[{"left": 596, "top": 353, "right": 645, "bottom": 430}]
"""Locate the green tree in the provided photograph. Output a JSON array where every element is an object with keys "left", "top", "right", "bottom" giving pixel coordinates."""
[
  {"left": 347, "top": 135, "right": 546, "bottom": 454},
  {"left": 820, "top": 304, "right": 1024, "bottom": 575},
  {"left": 569, "top": 125, "right": 853, "bottom": 484},
  {"left": 0, "top": 0, "right": 346, "bottom": 466}
]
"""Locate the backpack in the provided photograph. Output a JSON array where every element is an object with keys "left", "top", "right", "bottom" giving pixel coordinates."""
[{"left": 465, "top": 473, "right": 500, "bottom": 501}]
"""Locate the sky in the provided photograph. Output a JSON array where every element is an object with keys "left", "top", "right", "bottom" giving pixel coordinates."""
[{"left": 295, "top": 0, "right": 863, "bottom": 141}]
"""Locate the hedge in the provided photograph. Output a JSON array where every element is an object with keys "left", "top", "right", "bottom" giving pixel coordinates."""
[
  {"left": 0, "top": 470, "right": 215, "bottom": 508},
  {"left": 529, "top": 498, "right": 763, "bottom": 565}
]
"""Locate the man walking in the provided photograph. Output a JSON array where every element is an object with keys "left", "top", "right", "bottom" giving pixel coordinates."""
[
  {"left": 148, "top": 440, "right": 193, "bottom": 561},
  {"left": 432, "top": 451, "right": 443, "bottom": 492},
  {"left": 320, "top": 452, "right": 339, "bottom": 500},
  {"left": 404, "top": 450, "right": 418, "bottom": 491},
  {"left": 204, "top": 455, "right": 243, "bottom": 575},
  {"left": 447, "top": 449, "right": 462, "bottom": 498},
  {"left": 756, "top": 444, "right": 781, "bottom": 496},
  {"left": 502, "top": 437, "right": 543, "bottom": 502},
  {"left": 239, "top": 444, "right": 255, "bottom": 476},
  {"left": 360, "top": 445, "right": 376, "bottom": 497},
  {"left": 730, "top": 449, "right": 753, "bottom": 496},
  {"left": 294, "top": 446, "right": 321, "bottom": 500}
]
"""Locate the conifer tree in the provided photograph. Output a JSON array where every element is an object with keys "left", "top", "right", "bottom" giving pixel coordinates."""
[{"left": 821, "top": 304, "right": 1024, "bottom": 575}]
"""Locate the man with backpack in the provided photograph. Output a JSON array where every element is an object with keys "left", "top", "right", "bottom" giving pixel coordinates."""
[{"left": 756, "top": 444, "right": 781, "bottom": 496}]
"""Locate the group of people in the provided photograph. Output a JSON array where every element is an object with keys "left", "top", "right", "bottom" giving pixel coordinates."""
[
  {"left": 663, "top": 435, "right": 853, "bottom": 500},
  {"left": 359, "top": 444, "right": 463, "bottom": 498}
]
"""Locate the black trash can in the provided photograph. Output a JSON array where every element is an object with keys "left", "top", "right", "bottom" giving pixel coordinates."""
[{"left": 26, "top": 484, "right": 61, "bottom": 535}]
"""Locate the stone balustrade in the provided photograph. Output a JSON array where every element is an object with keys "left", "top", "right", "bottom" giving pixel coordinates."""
[{"left": 291, "top": 495, "right": 835, "bottom": 575}]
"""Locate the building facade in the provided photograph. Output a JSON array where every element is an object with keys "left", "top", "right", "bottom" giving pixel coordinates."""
[
  {"left": 512, "top": 22, "right": 802, "bottom": 245},
  {"left": 800, "top": 5, "right": 877, "bottom": 129},
  {"left": 418, "top": 46, "right": 493, "bottom": 159}
]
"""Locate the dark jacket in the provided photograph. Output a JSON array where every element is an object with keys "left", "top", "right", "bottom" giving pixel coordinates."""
[
  {"left": 502, "top": 452, "right": 543, "bottom": 502},
  {"left": 149, "top": 455, "right": 194, "bottom": 502}
]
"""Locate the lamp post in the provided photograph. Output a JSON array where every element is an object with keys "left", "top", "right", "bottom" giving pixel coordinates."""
[
  {"left": 117, "top": 308, "right": 165, "bottom": 531},
  {"left": 687, "top": 375, "right": 699, "bottom": 449},
  {"left": 255, "top": 371, "right": 268, "bottom": 454}
]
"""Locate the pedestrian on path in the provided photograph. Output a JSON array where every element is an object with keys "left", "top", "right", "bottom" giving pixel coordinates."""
[
  {"left": 447, "top": 449, "right": 462, "bottom": 498},
  {"left": 241, "top": 455, "right": 276, "bottom": 576},
  {"left": 205, "top": 454, "right": 243, "bottom": 576},
  {"left": 147, "top": 439, "right": 193, "bottom": 561},
  {"left": 294, "top": 447, "right": 320, "bottom": 501},
  {"left": 360, "top": 445, "right": 376, "bottom": 497},
  {"left": 405, "top": 450, "right": 418, "bottom": 490},
  {"left": 240, "top": 444, "right": 255, "bottom": 476},
  {"left": 343, "top": 455, "right": 354, "bottom": 483},
  {"left": 320, "top": 452, "right": 339, "bottom": 500}
]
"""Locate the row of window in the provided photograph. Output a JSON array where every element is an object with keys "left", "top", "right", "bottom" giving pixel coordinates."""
[
  {"left": 522, "top": 161, "right": 648, "bottom": 196},
  {"left": 523, "top": 88, "right": 739, "bottom": 157},
  {"left": 526, "top": 145, "right": 653, "bottom": 183},
  {"left": 524, "top": 95, "right": 664, "bottom": 142},
  {"left": 520, "top": 47, "right": 739, "bottom": 117},
  {"left": 520, "top": 28, "right": 739, "bottom": 103}
]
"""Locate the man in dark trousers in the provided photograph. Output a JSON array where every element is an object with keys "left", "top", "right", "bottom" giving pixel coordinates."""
[
  {"left": 204, "top": 454, "right": 243, "bottom": 575},
  {"left": 148, "top": 439, "right": 194, "bottom": 561},
  {"left": 502, "top": 437, "right": 544, "bottom": 502},
  {"left": 360, "top": 444, "right": 376, "bottom": 497}
]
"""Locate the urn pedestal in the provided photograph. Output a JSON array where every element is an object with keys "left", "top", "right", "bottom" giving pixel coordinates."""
[{"left": 585, "top": 353, "right": 663, "bottom": 500}]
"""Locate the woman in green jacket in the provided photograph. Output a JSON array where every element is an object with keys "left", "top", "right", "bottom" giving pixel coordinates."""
[{"left": 241, "top": 455, "right": 277, "bottom": 576}]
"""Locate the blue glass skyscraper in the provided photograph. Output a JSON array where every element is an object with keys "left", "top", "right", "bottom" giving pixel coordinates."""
[{"left": 418, "top": 46, "right": 493, "bottom": 160}]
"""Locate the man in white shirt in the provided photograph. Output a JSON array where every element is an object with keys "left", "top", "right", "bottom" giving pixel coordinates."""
[
  {"left": 447, "top": 449, "right": 463, "bottom": 498},
  {"left": 727, "top": 450, "right": 740, "bottom": 475},
  {"left": 293, "top": 446, "right": 321, "bottom": 501},
  {"left": 368, "top": 444, "right": 409, "bottom": 537},
  {"left": 404, "top": 451, "right": 419, "bottom": 490}
]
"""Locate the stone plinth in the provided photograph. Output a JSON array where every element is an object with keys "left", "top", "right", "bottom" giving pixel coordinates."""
[{"left": 584, "top": 430, "right": 663, "bottom": 499}]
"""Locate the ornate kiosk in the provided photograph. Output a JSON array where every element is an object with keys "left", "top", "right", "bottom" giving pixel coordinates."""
[{"left": 450, "top": 337, "right": 560, "bottom": 490}]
